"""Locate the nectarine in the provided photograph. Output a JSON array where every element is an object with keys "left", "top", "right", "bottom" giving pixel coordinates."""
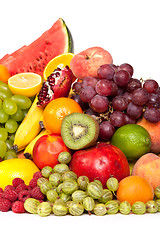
[
  {"left": 70, "top": 47, "right": 113, "bottom": 80},
  {"left": 132, "top": 153, "right": 160, "bottom": 189}
]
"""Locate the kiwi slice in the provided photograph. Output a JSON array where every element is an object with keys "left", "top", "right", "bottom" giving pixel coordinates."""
[{"left": 61, "top": 112, "right": 99, "bottom": 150}]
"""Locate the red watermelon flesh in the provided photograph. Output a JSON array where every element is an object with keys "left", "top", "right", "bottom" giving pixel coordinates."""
[{"left": 0, "top": 18, "right": 73, "bottom": 76}]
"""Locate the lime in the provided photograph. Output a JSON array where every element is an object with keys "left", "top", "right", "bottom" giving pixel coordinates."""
[{"left": 111, "top": 124, "right": 151, "bottom": 161}]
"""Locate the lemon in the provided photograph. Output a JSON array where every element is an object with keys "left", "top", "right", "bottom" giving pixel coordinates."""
[
  {"left": 8, "top": 72, "right": 42, "bottom": 97},
  {"left": 0, "top": 158, "right": 39, "bottom": 190},
  {"left": 111, "top": 124, "right": 151, "bottom": 161},
  {"left": 43, "top": 52, "right": 74, "bottom": 80}
]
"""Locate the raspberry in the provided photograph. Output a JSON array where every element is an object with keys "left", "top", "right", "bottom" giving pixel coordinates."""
[
  {"left": 12, "top": 178, "right": 25, "bottom": 188},
  {"left": 33, "top": 171, "right": 42, "bottom": 180},
  {"left": 18, "top": 190, "right": 31, "bottom": 202},
  {"left": 3, "top": 189, "right": 18, "bottom": 202},
  {"left": 16, "top": 183, "right": 28, "bottom": 193},
  {"left": 30, "top": 186, "right": 45, "bottom": 200},
  {"left": 29, "top": 178, "right": 37, "bottom": 189},
  {"left": 0, "top": 198, "right": 11, "bottom": 212},
  {"left": 4, "top": 185, "right": 15, "bottom": 192},
  {"left": 12, "top": 201, "right": 25, "bottom": 213}
]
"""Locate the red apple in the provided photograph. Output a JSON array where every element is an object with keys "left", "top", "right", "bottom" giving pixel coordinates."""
[
  {"left": 70, "top": 47, "right": 113, "bottom": 80},
  {"left": 33, "top": 134, "right": 70, "bottom": 169},
  {"left": 69, "top": 142, "right": 130, "bottom": 188}
]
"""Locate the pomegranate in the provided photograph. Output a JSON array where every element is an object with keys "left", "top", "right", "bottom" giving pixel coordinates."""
[{"left": 37, "top": 66, "right": 73, "bottom": 107}]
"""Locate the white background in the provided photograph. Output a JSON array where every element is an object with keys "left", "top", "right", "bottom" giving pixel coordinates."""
[{"left": 0, "top": 0, "right": 160, "bottom": 239}]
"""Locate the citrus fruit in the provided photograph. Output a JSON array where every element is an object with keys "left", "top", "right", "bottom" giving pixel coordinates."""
[
  {"left": 117, "top": 175, "right": 154, "bottom": 205},
  {"left": 8, "top": 72, "right": 42, "bottom": 97},
  {"left": 0, "top": 65, "right": 11, "bottom": 83},
  {"left": 111, "top": 124, "right": 151, "bottom": 161},
  {"left": 43, "top": 53, "right": 74, "bottom": 80},
  {"left": 43, "top": 97, "right": 83, "bottom": 135},
  {"left": 0, "top": 158, "right": 39, "bottom": 190}
]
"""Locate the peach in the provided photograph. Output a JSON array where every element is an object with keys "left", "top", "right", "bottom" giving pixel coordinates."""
[
  {"left": 70, "top": 47, "right": 113, "bottom": 79},
  {"left": 132, "top": 153, "right": 160, "bottom": 189},
  {"left": 137, "top": 117, "right": 160, "bottom": 153}
]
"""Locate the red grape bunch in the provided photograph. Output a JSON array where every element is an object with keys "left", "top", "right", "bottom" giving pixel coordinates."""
[{"left": 71, "top": 63, "right": 160, "bottom": 141}]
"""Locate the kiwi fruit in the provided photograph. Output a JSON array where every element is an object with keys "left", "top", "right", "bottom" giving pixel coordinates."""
[{"left": 61, "top": 112, "right": 99, "bottom": 150}]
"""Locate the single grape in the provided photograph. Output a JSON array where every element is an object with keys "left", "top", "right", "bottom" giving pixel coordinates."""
[
  {"left": 131, "top": 88, "right": 149, "bottom": 106},
  {"left": 99, "top": 121, "right": 115, "bottom": 141},
  {"left": 85, "top": 108, "right": 98, "bottom": 117},
  {"left": 0, "top": 90, "right": 12, "bottom": 100},
  {"left": 97, "top": 64, "right": 115, "bottom": 80},
  {"left": 0, "top": 140, "right": 7, "bottom": 158},
  {"left": 10, "top": 95, "right": 32, "bottom": 109},
  {"left": 0, "top": 127, "right": 8, "bottom": 141},
  {"left": 5, "top": 139, "right": 14, "bottom": 150},
  {"left": 0, "top": 99, "right": 2, "bottom": 109},
  {"left": 146, "top": 93, "right": 160, "bottom": 108},
  {"left": 118, "top": 63, "right": 134, "bottom": 77},
  {"left": 4, "top": 150, "right": 17, "bottom": 160},
  {"left": 126, "top": 78, "right": 142, "bottom": 92},
  {"left": 116, "top": 86, "right": 126, "bottom": 96},
  {"left": 143, "top": 79, "right": 159, "bottom": 93},
  {"left": 114, "top": 70, "right": 131, "bottom": 87},
  {"left": 0, "top": 82, "right": 12, "bottom": 93},
  {"left": 126, "top": 102, "right": 143, "bottom": 119},
  {"left": 0, "top": 109, "right": 9, "bottom": 123},
  {"left": 71, "top": 94, "right": 88, "bottom": 110},
  {"left": 80, "top": 86, "right": 96, "bottom": 103},
  {"left": 3, "top": 98, "right": 18, "bottom": 115},
  {"left": 89, "top": 95, "right": 109, "bottom": 113},
  {"left": 143, "top": 107, "right": 160, "bottom": 123},
  {"left": 110, "top": 81, "right": 118, "bottom": 96},
  {"left": 123, "top": 92, "right": 132, "bottom": 103},
  {"left": 9, "top": 133, "right": 15, "bottom": 142},
  {"left": 110, "top": 111, "right": 126, "bottom": 127},
  {"left": 81, "top": 77, "right": 98, "bottom": 89},
  {"left": 72, "top": 81, "right": 82, "bottom": 93},
  {"left": 5, "top": 119, "right": 18, "bottom": 133},
  {"left": 11, "top": 107, "right": 24, "bottom": 122},
  {"left": 112, "top": 95, "right": 128, "bottom": 111},
  {"left": 95, "top": 79, "right": 112, "bottom": 96},
  {"left": 124, "top": 114, "right": 136, "bottom": 124}
]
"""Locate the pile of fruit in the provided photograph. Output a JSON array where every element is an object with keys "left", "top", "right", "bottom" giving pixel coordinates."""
[{"left": 0, "top": 18, "right": 160, "bottom": 217}]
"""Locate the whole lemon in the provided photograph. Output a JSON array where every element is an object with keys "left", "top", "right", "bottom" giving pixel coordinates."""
[
  {"left": 111, "top": 124, "right": 151, "bottom": 161},
  {"left": 0, "top": 158, "right": 39, "bottom": 190}
]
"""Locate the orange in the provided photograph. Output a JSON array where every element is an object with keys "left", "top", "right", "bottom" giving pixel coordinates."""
[
  {"left": 43, "top": 97, "right": 83, "bottom": 135},
  {"left": 117, "top": 175, "right": 154, "bottom": 205},
  {"left": 0, "top": 158, "right": 40, "bottom": 190},
  {"left": 8, "top": 72, "right": 42, "bottom": 97},
  {"left": 0, "top": 65, "right": 11, "bottom": 83},
  {"left": 43, "top": 53, "right": 74, "bottom": 80}
]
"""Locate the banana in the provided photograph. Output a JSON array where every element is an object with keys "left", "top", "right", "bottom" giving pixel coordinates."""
[
  {"left": 13, "top": 96, "right": 44, "bottom": 152},
  {"left": 24, "top": 129, "right": 49, "bottom": 159}
]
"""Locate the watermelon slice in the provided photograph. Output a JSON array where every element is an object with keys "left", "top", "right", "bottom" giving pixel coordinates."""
[{"left": 0, "top": 18, "right": 73, "bottom": 76}]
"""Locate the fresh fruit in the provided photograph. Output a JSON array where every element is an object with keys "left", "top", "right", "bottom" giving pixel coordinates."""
[
  {"left": 116, "top": 175, "right": 154, "bottom": 205},
  {"left": 131, "top": 153, "right": 160, "bottom": 189},
  {"left": 70, "top": 47, "right": 113, "bottom": 79},
  {"left": 13, "top": 96, "right": 44, "bottom": 152},
  {"left": 8, "top": 72, "right": 42, "bottom": 97},
  {"left": 43, "top": 97, "right": 83, "bottom": 135},
  {"left": 37, "top": 66, "right": 73, "bottom": 107},
  {"left": 32, "top": 134, "right": 70, "bottom": 169},
  {"left": 43, "top": 53, "right": 74, "bottom": 80},
  {"left": 137, "top": 117, "right": 160, "bottom": 153},
  {"left": 69, "top": 142, "right": 130, "bottom": 188},
  {"left": 24, "top": 129, "right": 49, "bottom": 159},
  {"left": 0, "top": 158, "right": 39, "bottom": 190},
  {"left": 0, "top": 18, "right": 73, "bottom": 76},
  {"left": 111, "top": 124, "right": 151, "bottom": 161},
  {"left": 0, "top": 65, "right": 11, "bottom": 83},
  {"left": 61, "top": 112, "right": 99, "bottom": 150}
]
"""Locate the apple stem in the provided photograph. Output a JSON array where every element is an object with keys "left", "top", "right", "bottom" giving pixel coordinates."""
[{"left": 85, "top": 55, "right": 90, "bottom": 60}]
